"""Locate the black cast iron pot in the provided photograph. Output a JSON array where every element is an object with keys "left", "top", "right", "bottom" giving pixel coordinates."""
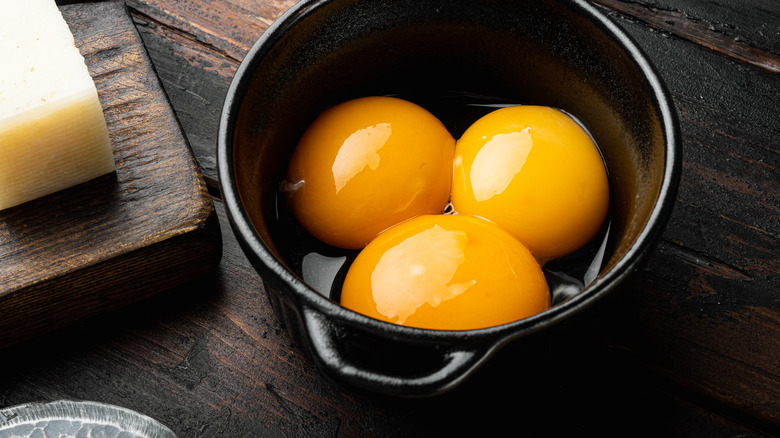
[{"left": 217, "top": 0, "right": 682, "bottom": 397}]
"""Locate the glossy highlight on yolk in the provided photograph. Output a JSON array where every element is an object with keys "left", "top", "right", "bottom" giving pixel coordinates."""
[
  {"left": 285, "top": 96, "right": 455, "bottom": 249},
  {"left": 451, "top": 105, "right": 609, "bottom": 262},
  {"left": 283, "top": 96, "right": 610, "bottom": 331},
  {"left": 340, "top": 214, "right": 550, "bottom": 330}
]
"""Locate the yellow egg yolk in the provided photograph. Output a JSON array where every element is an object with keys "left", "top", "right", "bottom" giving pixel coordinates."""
[
  {"left": 286, "top": 96, "right": 455, "bottom": 249},
  {"left": 340, "top": 214, "right": 550, "bottom": 330},
  {"left": 450, "top": 105, "right": 609, "bottom": 262}
]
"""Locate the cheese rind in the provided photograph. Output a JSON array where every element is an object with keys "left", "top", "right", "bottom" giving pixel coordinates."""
[{"left": 0, "top": 0, "right": 115, "bottom": 210}]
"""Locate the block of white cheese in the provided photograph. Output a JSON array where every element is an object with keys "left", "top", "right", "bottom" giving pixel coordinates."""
[{"left": 0, "top": 0, "right": 116, "bottom": 211}]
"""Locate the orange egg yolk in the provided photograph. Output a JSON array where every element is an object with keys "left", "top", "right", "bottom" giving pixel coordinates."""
[
  {"left": 340, "top": 214, "right": 550, "bottom": 330},
  {"left": 450, "top": 105, "right": 609, "bottom": 262},
  {"left": 286, "top": 96, "right": 455, "bottom": 249}
]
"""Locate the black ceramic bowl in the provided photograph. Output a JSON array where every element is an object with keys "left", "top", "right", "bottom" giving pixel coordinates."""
[{"left": 218, "top": 0, "right": 681, "bottom": 397}]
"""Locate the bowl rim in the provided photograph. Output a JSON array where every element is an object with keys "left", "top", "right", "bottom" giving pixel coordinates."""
[{"left": 217, "top": 0, "right": 682, "bottom": 345}]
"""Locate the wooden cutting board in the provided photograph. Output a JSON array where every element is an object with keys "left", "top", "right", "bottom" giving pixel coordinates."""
[{"left": 0, "top": 1, "right": 222, "bottom": 348}]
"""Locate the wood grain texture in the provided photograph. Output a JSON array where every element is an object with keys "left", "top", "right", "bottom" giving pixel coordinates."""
[
  {"left": 0, "top": 2, "right": 221, "bottom": 348},
  {"left": 0, "top": 204, "right": 773, "bottom": 437},
  {"left": 125, "top": 0, "right": 296, "bottom": 190},
  {"left": 2, "top": 0, "right": 778, "bottom": 436},
  {"left": 593, "top": 0, "right": 780, "bottom": 73},
  {"left": 598, "top": 11, "right": 780, "bottom": 427},
  {"left": 121, "top": 0, "right": 780, "bottom": 431}
]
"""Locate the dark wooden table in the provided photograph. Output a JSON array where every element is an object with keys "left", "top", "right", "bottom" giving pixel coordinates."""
[{"left": 2, "top": 0, "right": 778, "bottom": 436}]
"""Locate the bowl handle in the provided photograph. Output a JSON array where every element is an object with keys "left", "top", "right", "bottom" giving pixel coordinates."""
[{"left": 302, "top": 306, "right": 490, "bottom": 396}]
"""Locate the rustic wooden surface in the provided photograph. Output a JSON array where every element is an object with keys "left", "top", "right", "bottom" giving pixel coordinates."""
[
  {"left": 1, "top": 0, "right": 778, "bottom": 437},
  {"left": 0, "top": 2, "right": 220, "bottom": 349}
]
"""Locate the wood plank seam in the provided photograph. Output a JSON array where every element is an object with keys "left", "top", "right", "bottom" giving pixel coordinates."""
[
  {"left": 593, "top": 0, "right": 780, "bottom": 74},
  {"left": 128, "top": 8, "right": 244, "bottom": 65}
]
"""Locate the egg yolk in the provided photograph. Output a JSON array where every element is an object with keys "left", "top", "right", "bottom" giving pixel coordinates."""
[
  {"left": 285, "top": 96, "right": 455, "bottom": 249},
  {"left": 450, "top": 105, "right": 609, "bottom": 262},
  {"left": 340, "top": 214, "right": 550, "bottom": 330}
]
